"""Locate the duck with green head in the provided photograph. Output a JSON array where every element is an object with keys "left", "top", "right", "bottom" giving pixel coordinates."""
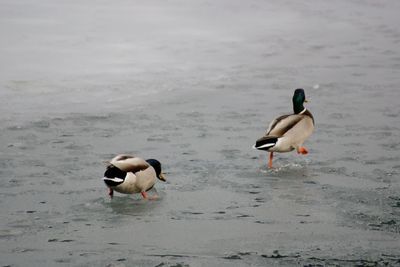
[
  {"left": 103, "top": 154, "right": 166, "bottom": 199},
  {"left": 253, "top": 88, "right": 314, "bottom": 168}
]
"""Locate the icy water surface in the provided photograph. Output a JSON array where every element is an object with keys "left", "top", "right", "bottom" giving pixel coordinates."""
[{"left": 1, "top": 0, "right": 400, "bottom": 266}]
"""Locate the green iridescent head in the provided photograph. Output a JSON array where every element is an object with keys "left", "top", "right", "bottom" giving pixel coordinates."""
[{"left": 292, "top": 88, "right": 307, "bottom": 114}]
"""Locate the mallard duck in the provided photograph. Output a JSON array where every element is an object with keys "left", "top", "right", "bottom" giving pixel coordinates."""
[
  {"left": 253, "top": 88, "right": 314, "bottom": 168},
  {"left": 103, "top": 154, "right": 166, "bottom": 199}
]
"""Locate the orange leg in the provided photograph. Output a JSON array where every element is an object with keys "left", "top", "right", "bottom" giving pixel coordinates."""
[
  {"left": 297, "top": 146, "right": 308, "bottom": 155},
  {"left": 268, "top": 152, "right": 273, "bottom": 168},
  {"left": 108, "top": 188, "right": 114, "bottom": 198}
]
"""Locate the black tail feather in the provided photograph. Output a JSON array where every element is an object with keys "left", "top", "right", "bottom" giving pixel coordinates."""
[{"left": 253, "top": 136, "right": 278, "bottom": 151}]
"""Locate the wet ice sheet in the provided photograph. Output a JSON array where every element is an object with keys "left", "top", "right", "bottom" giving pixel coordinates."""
[{"left": 1, "top": 0, "right": 400, "bottom": 266}]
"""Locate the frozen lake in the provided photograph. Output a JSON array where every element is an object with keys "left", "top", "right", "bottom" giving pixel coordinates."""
[{"left": 1, "top": 0, "right": 400, "bottom": 266}]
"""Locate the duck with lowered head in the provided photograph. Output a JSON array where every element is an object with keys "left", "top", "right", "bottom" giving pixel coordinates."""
[
  {"left": 103, "top": 154, "right": 166, "bottom": 199},
  {"left": 253, "top": 88, "right": 314, "bottom": 168}
]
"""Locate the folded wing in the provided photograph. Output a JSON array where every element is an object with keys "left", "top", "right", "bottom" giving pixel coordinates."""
[{"left": 109, "top": 154, "right": 150, "bottom": 173}]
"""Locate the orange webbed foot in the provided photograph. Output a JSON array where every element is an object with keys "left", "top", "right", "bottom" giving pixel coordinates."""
[
  {"left": 297, "top": 147, "right": 308, "bottom": 155},
  {"left": 141, "top": 191, "right": 158, "bottom": 200}
]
